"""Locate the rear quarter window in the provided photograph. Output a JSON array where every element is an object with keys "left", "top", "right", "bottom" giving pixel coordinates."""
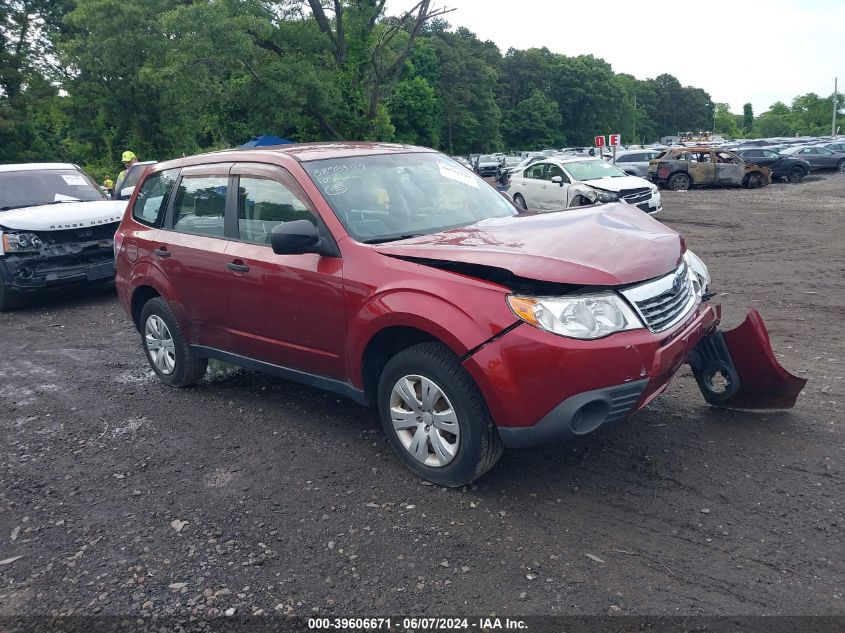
[{"left": 131, "top": 168, "right": 179, "bottom": 227}]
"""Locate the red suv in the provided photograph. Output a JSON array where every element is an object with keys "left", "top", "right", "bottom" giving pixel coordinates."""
[{"left": 115, "top": 143, "right": 805, "bottom": 486}]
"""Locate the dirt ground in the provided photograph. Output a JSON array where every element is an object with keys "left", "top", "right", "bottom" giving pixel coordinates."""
[{"left": 0, "top": 175, "right": 842, "bottom": 623}]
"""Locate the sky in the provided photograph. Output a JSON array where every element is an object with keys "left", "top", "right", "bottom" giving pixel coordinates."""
[{"left": 386, "top": 0, "right": 844, "bottom": 115}]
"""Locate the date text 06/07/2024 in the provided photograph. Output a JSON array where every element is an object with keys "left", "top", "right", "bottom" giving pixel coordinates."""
[{"left": 307, "top": 617, "right": 528, "bottom": 630}]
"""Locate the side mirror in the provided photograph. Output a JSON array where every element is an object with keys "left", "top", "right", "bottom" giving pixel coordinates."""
[
  {"left": 270, "top": 219, "right": 322, "bottom": 255},
  {"left": 119, "top": 187, "right": 135, "bottom": 200},
  {"left": 550, "top": 175, "right": 564, "bottom": 186}
]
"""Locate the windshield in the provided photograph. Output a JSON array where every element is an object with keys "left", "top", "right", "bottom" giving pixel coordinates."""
[
  {"left": 302, "top": 152, "right": 517, "bottom": 242},
  {"left": 564, "top": 160, "right": 627, "bottom": 181},
  {"left": 0, "top": 168, "right": 104, "bottom": 210},
  {"left": 478, "top": 155, "right": 497, "bottom": 163}
]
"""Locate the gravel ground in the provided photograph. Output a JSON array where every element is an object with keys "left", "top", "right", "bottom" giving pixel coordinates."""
[{"left": 0, "top": 175, "right": 842, "bottom": 624}]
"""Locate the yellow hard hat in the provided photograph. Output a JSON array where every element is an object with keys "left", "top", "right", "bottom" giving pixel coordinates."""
[{"left": 121, "top": 150, "right": 137, "bottom": 163}]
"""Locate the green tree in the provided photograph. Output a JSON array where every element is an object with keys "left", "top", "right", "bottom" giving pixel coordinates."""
[
  {"left": 742, "top": 102, "right": 754, "bottom": 133},
  {"left": 388, "top": 76, "right": 440, "bottom": 146},
  {"left": 503, "top": 89, "right": 561, "bottom": 148},
  {"left": 715, "top": 103, "right": 740, "bottom": 137}
]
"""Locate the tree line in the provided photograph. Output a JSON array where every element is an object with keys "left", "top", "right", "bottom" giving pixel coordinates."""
[
  {"left": 715, "top": 95, "right": 842, "bottom": 140},
  {"left": 2, "top": 1, "right": 835, "bottom": 182}
]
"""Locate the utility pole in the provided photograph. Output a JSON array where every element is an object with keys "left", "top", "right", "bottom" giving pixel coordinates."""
[{"left": 833, "top": 77, "right": 839, "bottom": 137}]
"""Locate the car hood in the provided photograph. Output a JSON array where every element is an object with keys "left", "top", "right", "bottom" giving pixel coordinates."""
[
  {"left": 373, "top": 204, "right": 683, "bottom": 286},
  {"left": 582, "top": 175, "right": 654, "bottom": 192},
  {"left": 0, "top": 200, "right": 126, "bottom": 231}
]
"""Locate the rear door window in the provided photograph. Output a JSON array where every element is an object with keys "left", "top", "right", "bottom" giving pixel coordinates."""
[
  {"left": 171, "top": 176, "right": 228, "bottom": 238},
  {"left": 131, "top": 168, "right": 179, "bottom": 227}
]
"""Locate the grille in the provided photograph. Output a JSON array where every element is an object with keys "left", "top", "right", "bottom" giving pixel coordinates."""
[
  {"left": 40, "top": 222, "right": 119, "bottom": 245},
  {"left": 621, "top": 263, "right": 697, "bottom": 333},
  {"left": 620, "top": 187, "right": 652, "bottom": 204}
]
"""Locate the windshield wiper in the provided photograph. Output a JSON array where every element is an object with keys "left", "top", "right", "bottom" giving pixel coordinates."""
[{"left": 363, "top": 233, "right": 424, "bottom": 244}]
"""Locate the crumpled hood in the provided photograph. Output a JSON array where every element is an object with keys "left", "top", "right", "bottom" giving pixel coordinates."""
[
  {"left": 0, "top": 200, "right": 126, "bottom": 231},
  {"left": 373, "top": 204, "right": 683, "bottom": 286},
  {"left": 584, "top": 175, "right": 654, "bottom": 192}
]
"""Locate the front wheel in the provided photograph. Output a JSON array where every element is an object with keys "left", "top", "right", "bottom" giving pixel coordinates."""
[
  {"left": 787, "top": 166, "right": 805, "bottom": 183},
  {"left": 377, "top": 342, "right": 503, "bottom": 487},
  {"left": 512, "top": 193, "right": 527, "bottom": 210},
  {"left": 744, "top": 172, "right": 762, "bottom": 189},
  {"left": 139, "top": 297, "right": 208, "bottom": 387},
  {"left": 0, "top": 278, "right": 25, "bottom": 312},
  {"left": 837, "top": 159, "right": 845, "bottom": 173}
]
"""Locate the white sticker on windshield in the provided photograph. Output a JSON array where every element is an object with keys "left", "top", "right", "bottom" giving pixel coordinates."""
[
  {"left": 438, "top": 162, "right": 479, "bottom": 189},
  {"left": 61, "top": 175, "right": 88, "bottom": 186}
]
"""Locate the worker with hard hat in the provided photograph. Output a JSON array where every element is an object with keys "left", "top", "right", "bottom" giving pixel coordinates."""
[{"left": 114, "top": 150, "right": 138, "bottom": 195}]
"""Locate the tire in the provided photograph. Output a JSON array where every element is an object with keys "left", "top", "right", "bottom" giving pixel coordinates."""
[
  {"left": 569, "top": 195, "right": 590, "bottom": 208},
  {"left": 0, "top": 277, "right": 25, "bottom": 312},
  {"left": 787, "top": 167, "right": 805, "bottom": 184},
  {"left": 744, "top": 173, "right": 762, "bottom": 189},
  {"left": 668, "top": 172, "right": 691, "bottom": 191},
  {"left": 838, "top": 159, "right": 845, "bottom": 173},
  {"left": 513, "top": 193, "right": 527, "bottom": 211},
  {"left": 377, "top": 342, "right": 503, "bottom": 487},
  {"left": 139, "top": 297, "right": 208, "bottom": 387}
]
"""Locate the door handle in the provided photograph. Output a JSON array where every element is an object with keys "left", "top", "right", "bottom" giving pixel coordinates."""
[
  {"left": 226, "top": 261, "right": 250, "bottom": 273},
  {"left": 153, "top": 247, "right": 171, "bottom": 258}
]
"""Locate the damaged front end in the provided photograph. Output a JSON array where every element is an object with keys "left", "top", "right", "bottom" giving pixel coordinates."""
[
  {"left": 1, "top": 224, "right": 118, "bottom": 292},
  {"left": 689, "top": 308, "right": 806, "bottom": 409}
]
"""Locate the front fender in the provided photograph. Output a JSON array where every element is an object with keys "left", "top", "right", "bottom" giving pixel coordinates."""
[{"left": 346, "top": 287, "right": 515, "bottom": 389}]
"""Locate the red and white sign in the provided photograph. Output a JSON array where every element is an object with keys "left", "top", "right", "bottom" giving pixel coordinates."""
[
  {"left": 609, "top": 133, "right": 621, "bottom": 146},
  {"left": 594, "top": 135, "right": 606, "bottom": 147}
]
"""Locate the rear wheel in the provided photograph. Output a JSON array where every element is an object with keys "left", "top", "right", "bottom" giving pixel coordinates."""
[
  {"left": 668, "top": 173, "right": 691, "bottom": 191},
  {"left": 513, "top": 193, "right": 527, "bottom": 210},
  {"left": 787, "top": 166, "right": 805, "bottom": 183},
  {"left": 139, "top": 297, "right": 207, "bottom": 387},
  {"left": 377, "top": 342, "right": 503, "bottom": 487}
]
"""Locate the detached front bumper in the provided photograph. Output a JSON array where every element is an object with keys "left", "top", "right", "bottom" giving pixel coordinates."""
[
  {"left": 463, "top": 303, "right": 719, "bottom": 448},
  {"left": 0, "top": 240, "right": 115, "bottom": 292}
]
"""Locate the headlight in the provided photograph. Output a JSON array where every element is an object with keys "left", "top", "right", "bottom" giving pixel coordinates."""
[
  {"left": 507, "top": 292, "right": 643, "bottom": 340},
  {"left": 684, "top": 249, "right": 711, "bottom": 296},
  {"left": 595, "top": 190, "right": 619, "bottom": 203},
  {"left": 2, "top": 232, "right": 42, "bottom": 253}
]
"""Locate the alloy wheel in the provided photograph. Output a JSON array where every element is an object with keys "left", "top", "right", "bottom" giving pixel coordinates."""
[
  {"left": 145, "top": 315, "right": 176, "bottom": 375},
  {"left": 389, "top": 374, "right": 460, "bottom": 467}
]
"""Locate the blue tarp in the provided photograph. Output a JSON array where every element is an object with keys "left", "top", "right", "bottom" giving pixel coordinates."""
[{"left": 239, "top": 134, "right": 293, "bottom": 148}]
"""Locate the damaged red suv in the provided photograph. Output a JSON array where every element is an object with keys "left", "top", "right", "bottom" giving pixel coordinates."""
[{"left": 115, "top": 143, "right": 805, "bottom": 486}]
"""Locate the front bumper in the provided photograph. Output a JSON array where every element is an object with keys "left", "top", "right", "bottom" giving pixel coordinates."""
[
  {"left": 0, "top": 240, "right": 115, "bottom": 292},
  {"left": 463, "top": 302, "right": 719, "bottom": 448}
]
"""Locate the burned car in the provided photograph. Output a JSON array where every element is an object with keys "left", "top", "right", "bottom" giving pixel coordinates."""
[
  {"left": 0, "top": 163, "right": 126, "bottom": 311},
  {"left": 648, "top": 147, "right": 771, "bottom": 191}
]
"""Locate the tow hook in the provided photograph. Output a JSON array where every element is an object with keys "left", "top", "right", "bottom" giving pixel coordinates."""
[{"left": 689, "top": 309, "right": 807, "bottom": 409}]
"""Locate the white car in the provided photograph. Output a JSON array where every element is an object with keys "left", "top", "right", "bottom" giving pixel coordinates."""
[
  {"left": 0, "top": 163, "right": 127, "bottom": 311},
  {"left": 508, "top": 157, "right": 662, "bottom": 215}
]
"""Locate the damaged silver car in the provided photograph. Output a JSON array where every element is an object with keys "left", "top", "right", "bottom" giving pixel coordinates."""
[{"left": 0, "top": 163, "right": 127, "bottom": 311}]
